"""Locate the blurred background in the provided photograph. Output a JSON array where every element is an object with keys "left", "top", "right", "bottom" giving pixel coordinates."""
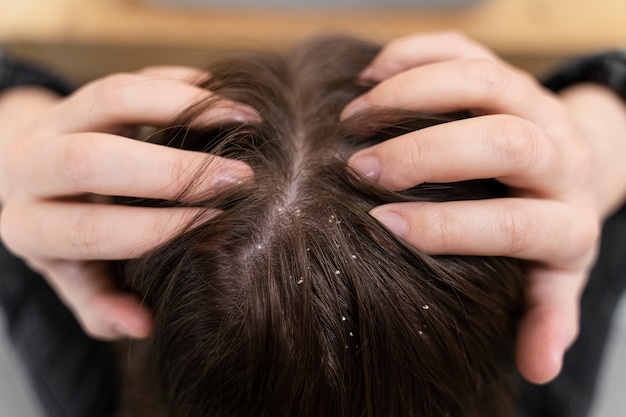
[
  {"left": 0, "top": 0, "right": 625, "bottom": 415},
  {"left": 1, "top": 0, "right": 625, "bottom": 82}
]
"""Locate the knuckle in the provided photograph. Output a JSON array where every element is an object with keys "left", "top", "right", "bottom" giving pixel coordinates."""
[
  {"left": 67, "top": 209, "right": 105, "bottom": 257},
  {"left": 165, "top": 153, "right": 195, "bottom": 197},
  {"left": 493, "top": 115, "right": 545, "bottom": 170},
  {"left": 465, "top": 59, "right": 509, "bottom": 100},
  {"left": 89, "top": 72, "right": 141, "bottom": 115},
  {"left": 58, "top": 137, "right": 96, "bottom": 189},
  {"left": 401, "top": 137, "right": 422, "bottom": 175},
  {"left": 432, "top": 212, "right": 452, "bottom": 251},
  {"left": 500, "top": 203, "right": 534, "bottom": 255}
]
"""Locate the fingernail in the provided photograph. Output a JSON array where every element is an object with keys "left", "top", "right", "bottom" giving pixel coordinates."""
[
  {"left": 349, "top": 154, "right": 381, "bottom": 182},
  {"left": 229, "top": 105, "right": 261, "bottom": 123},
  {"left": 212, "top": 163, "right": 253, "bottom": 189},
  {"left": 371, "top": 209, "right": 408, "bottom": 238},
  {"left": 192, "top": 103, "right": 261, "bottom": 126},
  {"left": 358, "top": 66, "right": 381, "bottom": 81},
  {"left": 341, "top": 96, "right": 370, "bottom": 119}
]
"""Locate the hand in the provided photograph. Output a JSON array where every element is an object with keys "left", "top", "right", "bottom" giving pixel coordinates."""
[
  {"left": 0, "top": 66, "right": 256, "bottom": 340},
  {"left": 342, "top": 32, "right": 626, "bottom": 384}
]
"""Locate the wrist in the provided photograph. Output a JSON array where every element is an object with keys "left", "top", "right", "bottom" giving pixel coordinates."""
[
  {"left": 560, "top": 83, "right": 626, "bottom": 218},
  {"left": 0, "top": 87, "right": 60, "bottom": 201}
]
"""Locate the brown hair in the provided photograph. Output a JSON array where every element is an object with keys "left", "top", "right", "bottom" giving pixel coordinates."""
[{"left": 119, "top": 37, "right": 524, "bottom": 417}]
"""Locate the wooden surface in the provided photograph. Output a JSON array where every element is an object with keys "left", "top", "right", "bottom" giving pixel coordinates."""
[{"left": 0, "top": 0, "right": 625, "bottom": 82}]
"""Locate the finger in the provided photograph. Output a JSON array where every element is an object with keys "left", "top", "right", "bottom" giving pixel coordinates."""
[
  {"left": 515, "top": 268, "right": 584, "bottom": 383},
  {"left": 369, "top": 199, "right": 598, "bottom": 269},
  {"left": 44, "top": 261, "right": 153, "bottom": 340},
  {"left": 134, "top": 65, "right": 211, "bottom": 83},
  {"left": 348, "top": 114, "right": 562, "bottom": 195},
  {"left": 2, "top": 201, "right": 217, "bottom": 260},
  {"left": 342, "top": 59, "right": 561, "bottom": 127},
  {"left": 16, "top": 131, "right": 253, "bottom": 200},
  {"left": 360, "top": 31, "right": 498, "bottom": 81},
  {"left": 46, "top": 73, "right": 259, "bottom": 133}
]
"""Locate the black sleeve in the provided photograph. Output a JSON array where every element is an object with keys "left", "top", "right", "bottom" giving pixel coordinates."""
[
  {"left": 542, "top": 50, "right": 626, "bottom": 101},
  {"left": 0, "top": 51, "right": 74, "bottom": 96},
  {"left": 0, "top": 53, "right": 118, "bottom": 417},
  {"left": 518, "top": 51, "right": 626, "bottom": 417}
]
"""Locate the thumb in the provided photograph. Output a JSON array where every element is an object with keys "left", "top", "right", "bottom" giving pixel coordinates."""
[{"left": 515, "top": 268, "right": 583, "bottom": 383}]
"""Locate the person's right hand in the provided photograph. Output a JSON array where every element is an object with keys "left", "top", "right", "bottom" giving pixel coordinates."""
[{"left": 0, "top": 66, "right": 256, "bottom": 340}]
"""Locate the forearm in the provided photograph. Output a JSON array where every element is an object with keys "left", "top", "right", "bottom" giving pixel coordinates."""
[{"left": 560, "top": 83, "right": 626, "bottom": 219}]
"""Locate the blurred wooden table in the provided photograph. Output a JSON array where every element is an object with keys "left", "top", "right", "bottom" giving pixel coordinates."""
[{"left": 1, "top": 0, "right": 625, "bottom": 82}]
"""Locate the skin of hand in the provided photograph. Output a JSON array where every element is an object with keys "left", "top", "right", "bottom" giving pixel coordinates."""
[
  {"left": 0, "top": 66, "right": 256, "bottom": 340},
  {"left": 342, "top": 32, "right": 626, "bottom": 384}
]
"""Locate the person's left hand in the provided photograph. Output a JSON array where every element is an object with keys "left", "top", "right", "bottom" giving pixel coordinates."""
[{"left": 341, "top": 32, "right": 606, "bottom": 384}]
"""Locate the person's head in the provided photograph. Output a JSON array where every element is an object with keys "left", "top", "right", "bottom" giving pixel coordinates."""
[{"left": 122, "top": 37, "right": 524, "bottom": 417}]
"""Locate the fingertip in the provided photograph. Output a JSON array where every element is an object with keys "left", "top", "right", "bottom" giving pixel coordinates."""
[
  {"left": 94, "top": 292, "right": 154, "bottom": 339},
  {"left": 114, "top": 309, "right": 154, "bottom": 339},
  {"left": 112, "top": 322, "right": 134, "bottom": 339},
  {"left": 516, "top": 341, "right": 564, "bottom": 384},
  {"left": 357, "top": 66, "right": 386, "bottom": 82},
  {"left": 348, "top": 152, "right": 381, "bottom": 182},
  {"left": 211, "top": 159, "right": 254, "bottom": 190},
  {"left": 228, "top": 105, "right": 262, "bottom": 124},
  {"left": 370, "top": 207, "right": 408, "bottom": 238},
  {"left": 515, "top": 307, "right": 568, "bottom": 384},
  {"left": 192, "top": 102, "right": 261, "bottom": 126},
  {"left": 340, "top": 96, "right": 370, "bottom": 120}
]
